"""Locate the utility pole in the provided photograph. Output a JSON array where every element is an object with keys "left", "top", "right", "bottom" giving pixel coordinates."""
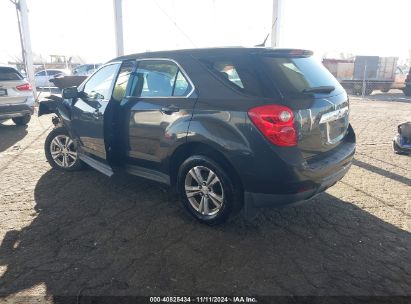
[
  {"left": 271, "top": 0, "right": 283, "bottom": 48},
  {"left": 16, "top": 0, "right": 36, "bottom": 96},
  {"left": 113, "top": 0, "right": 124, "bottom": 57}
]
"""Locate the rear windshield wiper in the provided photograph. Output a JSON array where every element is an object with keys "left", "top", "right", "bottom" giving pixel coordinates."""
[{"left": 303, "top": 86, "right": 335, "bottom": 94}]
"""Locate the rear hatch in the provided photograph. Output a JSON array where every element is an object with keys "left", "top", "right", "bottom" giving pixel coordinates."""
[
  {"left": 0, "top": 67, "right": 31, "bottom": 105},
  {"left": 195, "top": 48, "right": 350, "bottom": 160},
  {"left": 255, "top": 50, "right": 350, "bottom": 160}
]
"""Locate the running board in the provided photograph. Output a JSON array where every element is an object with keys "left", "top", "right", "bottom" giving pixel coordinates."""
[
  {"left": 79, "top": 154, "right": 114, "bottom": 177},
  {"left": 125, "top": 164, "right": 170, "bottom": 185}
]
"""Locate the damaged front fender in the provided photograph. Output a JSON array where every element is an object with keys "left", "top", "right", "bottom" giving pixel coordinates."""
[{"left": 38, "top": 95, "right": 72, "bottom": 122}]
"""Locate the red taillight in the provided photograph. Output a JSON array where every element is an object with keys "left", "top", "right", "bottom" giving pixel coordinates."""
[
  {"left": 16, "top": 83, "right": 32, "bottom": 91},
  {"left": 248, "top": 104, "right": 297, "bottom": 147}
]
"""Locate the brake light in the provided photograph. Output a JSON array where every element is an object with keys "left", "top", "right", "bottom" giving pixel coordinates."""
[
  {"left": 16, "top": 83, "right": 32, "bottom": 91},
  {"left": 248, "top": 104, "right": 297, "bottom": 147}
]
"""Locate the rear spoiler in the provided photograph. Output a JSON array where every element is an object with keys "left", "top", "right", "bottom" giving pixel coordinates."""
[{"left": 251, "top": 48, "right": 313, "bottom": 58}]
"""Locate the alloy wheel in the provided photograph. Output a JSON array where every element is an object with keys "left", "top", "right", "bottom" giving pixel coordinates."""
[
  {"left": 184, "top": 166, "right": 224, "bottom": 216},
  {"left": 49, "top": 135, "right": 78, "bottom": 168}
]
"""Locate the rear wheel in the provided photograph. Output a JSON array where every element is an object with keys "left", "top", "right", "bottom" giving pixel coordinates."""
[
  {"left": 12, "top": 114, "right": 31, "bottom": 126},
  {"left": 45, "top": 126, "right": 83, "bottom": 171},
  {"left": 177, "top": 155, "right": 242, "bottom": 225}
]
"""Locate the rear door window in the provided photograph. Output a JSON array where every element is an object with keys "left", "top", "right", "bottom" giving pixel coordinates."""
[
  {"left": 0, "top": 67, "right": 23, "bottom": 81},
  {"left": 130, "top": 60, "right": 192, "bottom": 97},
  {"left": 173, "top": 70, "right": 191, "bottom": 96}
]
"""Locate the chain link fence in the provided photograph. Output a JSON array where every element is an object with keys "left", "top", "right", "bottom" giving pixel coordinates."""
[{"left": 322, "top": 56, "right": 411, "bottom": 98}]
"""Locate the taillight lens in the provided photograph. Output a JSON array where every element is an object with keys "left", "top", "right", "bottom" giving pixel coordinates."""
[
  {"left": 16, "top": 83, "right": 32, "bottom": 91},
  {"left": 248, "top": 104, "right": 297, "bottom": 147}
]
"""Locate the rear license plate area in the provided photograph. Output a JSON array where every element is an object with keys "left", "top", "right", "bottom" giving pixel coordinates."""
[{"left": 0, "top": 89, "right": 7, "bottom": 96}]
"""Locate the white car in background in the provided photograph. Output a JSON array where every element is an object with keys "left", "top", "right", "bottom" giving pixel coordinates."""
[
  {"left": 34, "top": 69, "right": 70, "bottom": 88},
  {"left": 0, "top": 65, "right": 35, "bottom": 125}
]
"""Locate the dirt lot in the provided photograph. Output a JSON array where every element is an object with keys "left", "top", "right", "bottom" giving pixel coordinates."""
[{"left": 0, "top": 92, "right": 410, "bottom": 298}]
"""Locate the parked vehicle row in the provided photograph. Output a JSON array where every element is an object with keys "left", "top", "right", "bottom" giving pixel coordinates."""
[
  {"left": 38, "top": 47, "right": 356, "bottom": 225},
  {"left": 33, "top": 64, "right": 102, "bottom": 89}
]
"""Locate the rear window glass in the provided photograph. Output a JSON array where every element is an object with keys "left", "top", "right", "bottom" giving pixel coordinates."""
[
  {"left": 212, "top": 61, "right": 244, "bottom": 89},
  {"left": 198, "top": 53, "right": 343, "bottom": 99},
  {"left": 0, "top": 67, "right": 23, "bottom": 81},
  {"left": 260, "top": 56, "right": 343, "bottom": 96},
  {"left": 199, "top": 55, "right": 278, "bottom": 98}
]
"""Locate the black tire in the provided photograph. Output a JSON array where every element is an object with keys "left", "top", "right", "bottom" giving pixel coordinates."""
[
  {"left": 393, "top": 141, "right": 400, "bottom": 153},
  {"left": 352, "top": 84, "right": 373, "bottom": 96},
  {"left": 393, "top": 141, "right": 410, "bottom": 155},
  {"left": 45, "top": 126, "right": 83, "bottom": 171},
  {"left": 177, "top": 155, "right": 242, "bottom": 225},
  {"left": 12, "top": 114, "right": 31, "bottom": 126},
  {"left": 404, "top": 86, "right": 411, "bottom": 97}
]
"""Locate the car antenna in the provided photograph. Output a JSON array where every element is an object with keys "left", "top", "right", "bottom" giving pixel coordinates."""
[{"left": 255, "top": 17, "right": 277, "bottom": 47}]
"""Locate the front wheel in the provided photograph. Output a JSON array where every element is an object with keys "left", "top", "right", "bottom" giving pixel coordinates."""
[
  {"left": 45, "top": 126, "right": 83, "bottom": 171},
  {"left": 177, "top": 155, "right": 242, "bottom": 225}
]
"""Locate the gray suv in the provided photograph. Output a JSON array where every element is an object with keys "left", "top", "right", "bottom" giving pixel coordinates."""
[
  {"left": 39, "top": 48, "right": 356, "bottom": 225},
  {"left": 0, "top": 66, "right": 35, "bottom": 125}
]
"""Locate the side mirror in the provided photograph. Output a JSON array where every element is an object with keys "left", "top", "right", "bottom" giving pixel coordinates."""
[{"left": 62, "top": 86, "right": 78, "bottom": 99}]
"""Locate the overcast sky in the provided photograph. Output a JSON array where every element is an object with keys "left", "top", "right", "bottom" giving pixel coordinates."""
[{"left": 0, "top": 0, "right": 410, "bottom": 64}]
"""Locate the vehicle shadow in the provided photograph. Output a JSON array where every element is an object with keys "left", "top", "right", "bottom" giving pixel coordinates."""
[
  {"left": 0, "top": 122, "right": 28, "bottom": 153},
  {"left": 352, "top": 159, "right": 411, "bottom": 186},
  {"left": 0, "top": 169, "right": 410, "bottom": 297}
]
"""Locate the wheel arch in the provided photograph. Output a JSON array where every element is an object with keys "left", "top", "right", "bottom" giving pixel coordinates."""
[{"left": 168, "top": 141, "right": 244, "bottom": 193}]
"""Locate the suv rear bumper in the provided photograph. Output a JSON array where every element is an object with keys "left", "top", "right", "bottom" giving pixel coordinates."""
[
  {"left": 0, "top": 97, "right": 35, "bottom": 120},
  {"left": 244, "top": 161, "right": 351, "bottom": 209},
  {"left": 242, "top": 128, "right": 355, "bottom": 215}
]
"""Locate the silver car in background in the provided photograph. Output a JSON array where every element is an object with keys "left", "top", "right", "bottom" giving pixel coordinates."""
[
  {"left": 34, "top": 69, "right": 70, "bottom": 88},
  {"left": 72, "top": 64, "right": 101, "bottom": 76},
  {"left": 0, "top": 65, "right": 35, "bottom": 125}
]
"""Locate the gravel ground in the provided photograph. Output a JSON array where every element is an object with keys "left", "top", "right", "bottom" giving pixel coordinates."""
[{"left": 0, "top": 92, "right": 410, "bottom": 298}]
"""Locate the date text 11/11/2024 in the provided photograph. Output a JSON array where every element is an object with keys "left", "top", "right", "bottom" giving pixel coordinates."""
[{"left": 149, "top": 296, "right": 258, "bottom": 303}]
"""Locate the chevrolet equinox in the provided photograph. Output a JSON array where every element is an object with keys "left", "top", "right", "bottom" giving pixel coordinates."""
[{"left": 39, "top": 48, "right": 356, "bottom": 225}]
